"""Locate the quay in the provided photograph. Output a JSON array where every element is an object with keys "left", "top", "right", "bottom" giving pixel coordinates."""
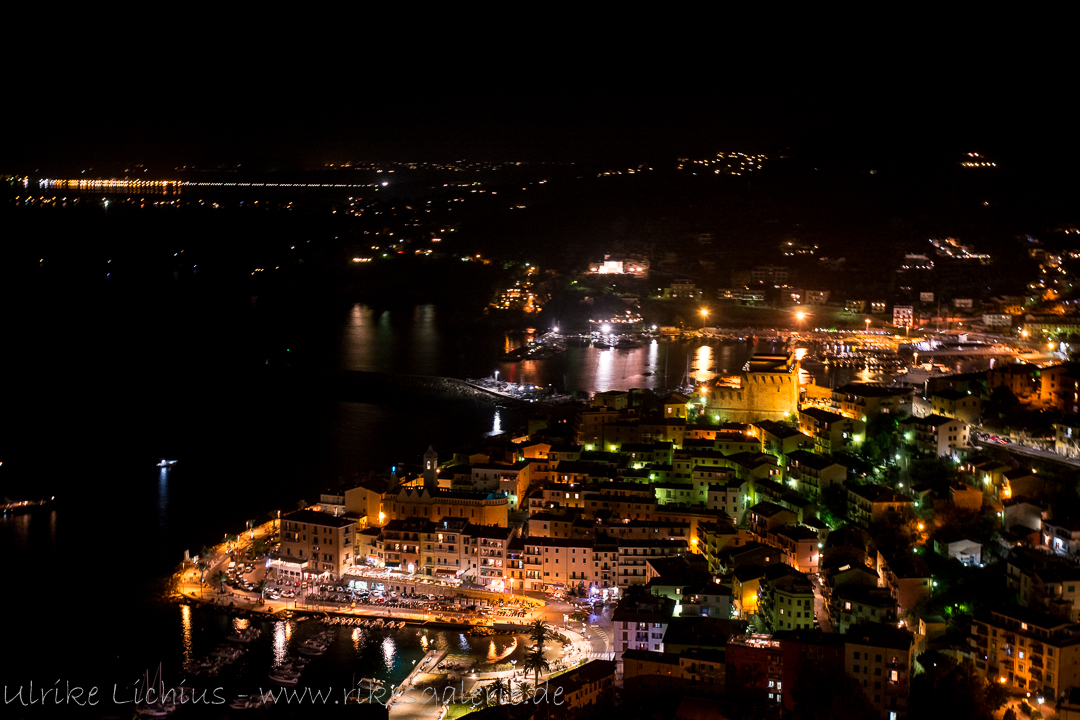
[{"left": 386, "top": 649, "right": 447, "bottom": 708}]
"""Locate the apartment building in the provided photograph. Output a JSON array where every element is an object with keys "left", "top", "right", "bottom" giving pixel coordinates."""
[
  {"left": 278, "top": 509, "right": 356, "bottom": 577},
  {"left": 613, "top": 594, "right": 676, "bottom": 660},
  {"left": 900, "top": 414, "right": 970, "bottom": 458},
  {"left": 799, "top": 407, "right": 865, "bottom": 456},
  {"left": 618, "top": 539, "right": 689, "bottom": 588},
  {"left": 759, "top": 564, "right": 816, "bottom": 633},
  {"left": 969, "top": 607, "right": 1080, "bottom": 700},
  {"left": 785, "top": 450, "right": 847, "bottom": 499},
  {"left": 843, "top": 625, "right": 915, "bottom": 720},
  {"left": 832, "top": 384, "right": 915, "bottom": 423},
  {"left": 930, "top": 389, "right": 982, "bottom": 424}
]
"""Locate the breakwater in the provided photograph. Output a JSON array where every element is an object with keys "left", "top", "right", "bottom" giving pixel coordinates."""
[{"left": 274, "top": 368, "right": 537, "bottom": 408}]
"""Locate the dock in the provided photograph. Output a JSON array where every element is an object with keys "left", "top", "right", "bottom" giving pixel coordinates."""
[{"left": 387, "top": 649, "right": 445, "bottom": 707}]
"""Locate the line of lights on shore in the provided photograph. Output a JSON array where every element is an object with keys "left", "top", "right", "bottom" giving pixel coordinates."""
[{"left": 35, "top": 179, "right": 377, "bottom": 189}]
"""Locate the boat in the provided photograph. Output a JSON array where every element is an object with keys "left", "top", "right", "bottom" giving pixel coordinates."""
[
  {"left": 135, "top": 702, "right": 172, "bottom": 718},
  {"left": 230, "top": 693, "right": 275, "bottom": 710},
  {"left": 298, "top": 631, "right": 334, "bottom": 655},
  {"left": 211, "top": 645, "right": 245, "bottom": 663},
  {"left": 357, "top": 678, "right": 385, "bottom": 693},
  {"left": 269, "top": 668, "right": 302, "bottom": 686},
  {"left": 226, "top": 627, "right": 261, "bottom": 643},
  {"left": 156, "top": 459, "right": 178, "bottom": 468},
  {"left": 0, "top": 496, "right": 56, "bottom": 514}
]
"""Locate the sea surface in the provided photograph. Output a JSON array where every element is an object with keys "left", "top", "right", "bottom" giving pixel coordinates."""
[
  {"left": 0, "top": 195, "right": 880, "bottom": 715},
  {"left": 0, "top": 285, "right": 780, "bottom": 714}
]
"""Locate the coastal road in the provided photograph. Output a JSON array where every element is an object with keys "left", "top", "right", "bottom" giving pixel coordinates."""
[{"left": 973, "top": 437, "right": 1080, "bottom": 468}]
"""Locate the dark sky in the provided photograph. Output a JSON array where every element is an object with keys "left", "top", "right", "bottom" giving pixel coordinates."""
[{"left": 2, "top": 38, "right": 1073, "bottom": 172}]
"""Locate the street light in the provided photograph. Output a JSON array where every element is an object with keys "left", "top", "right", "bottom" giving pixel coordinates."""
[{"left": 700, "top": 308, "right": 709, "bottom": 330}]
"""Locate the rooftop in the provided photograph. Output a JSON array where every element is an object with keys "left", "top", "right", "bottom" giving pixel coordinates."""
[{"left": 283, "top": 509, "right": 356, "bottom": 528}]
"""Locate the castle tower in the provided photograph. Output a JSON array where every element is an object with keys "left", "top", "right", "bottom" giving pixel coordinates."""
[
  {"left": 423, "top": 445, "right": 438, "bottom": 492},
  {"left": 706, "top": 352, "right": 800, "bottom": 423}
]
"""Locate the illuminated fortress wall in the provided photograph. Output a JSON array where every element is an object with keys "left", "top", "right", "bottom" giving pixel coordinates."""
[{"left": 707, "top": 353, "right": 799, "bottom": 423}]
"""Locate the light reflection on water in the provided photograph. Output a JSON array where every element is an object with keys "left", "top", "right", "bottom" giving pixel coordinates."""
[
  {"left": 595, "top": 349, "right": 615, "bottom": 389},
  {"left": 458, "top": 633, "right": 470, "bottom": 651},
  {"left": 352, "top": 627, "right": 364, "bottom": 652},
  {"left": 179, "top": 605, "right": 193, "bottom": 664},
  {"left": 486, "top": 636, "right": 517, "bottom": 663},
  {"left": 692, "top": 345, "right": 714, "bottom": 384},
  {"left": 382, "top": 635, "right": 397, "bottom": 672},
  {"left": 233, "top": 617, "right": 249, "bottom": 631},
  {"left": 156, "top": 469, "right": 169, "bottom": 540},
  {"left": 272, "top": 621, "right": 289, "bottom": 665}
]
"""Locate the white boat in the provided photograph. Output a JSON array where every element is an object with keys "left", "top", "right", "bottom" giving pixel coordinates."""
[
  {"left": 230, "top": 693, "right": 275, "bottom": 710},
  {"left": 156, "top": 459, "right": 178, "bottom": 468},
  {"left": 357, "top": 678, "right": 385, "bottom": 693},
  {"left": 226, "top": 627, "right": 261, "bottom": 643},
  {"left": 269, "top": 668, "right": 301, "bottom": 686}
]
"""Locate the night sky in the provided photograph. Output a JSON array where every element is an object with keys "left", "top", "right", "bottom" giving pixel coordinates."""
[{"left": 4, "top": 40, "right": 1075, "bottom": 173}]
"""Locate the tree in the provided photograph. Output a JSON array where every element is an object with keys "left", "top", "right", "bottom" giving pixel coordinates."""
[
  {"left": 213, "top": 570, "right": 228, "bottom": 594},
  {"left": 296, "top": 499, "right": 308, "bottom": 511},
  {"left": 790, "top": 658, "right": 878, "bottom": 720},
  {"left": 862, "top": 436, "right": 883, "bottom": 464},
  {"left": 529, "top": 620, "right": 554, "bottom": 651},
  {"left": 909, "top": 457, "right": 958, "bottom": 499},
  {"left": 515, "top": 681, "right": 535, "bottom": 703},
  {"left": 486, "top": 678, "right": 510, "bottom": 705},
  {"left": 821, "top": 484, "right": 849, "bottom": 527},
  {"left": 256, "top": 579, "right": 269, "bottom": 599},
  {"left": 910, "top": 652, "right": 1007, "bottom": 720},
  {"left": 523, "top": 646, "right": 551, "bottom": 688}
]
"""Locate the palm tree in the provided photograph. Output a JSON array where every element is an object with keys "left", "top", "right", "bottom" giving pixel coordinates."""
[
  {"left": 529, "top": 620, "right": 552, "bottom": 651},
  {"left": 213, "top": 570, "right": 228, "bottom": 594},
  {"left": 515, "top": 681, "right": 535, "bottom": 703},
  {"left": 256, "top": 579, "right": 269, "bottom": 600},
  {"left": 224, "top": 533, "right": 238, "bottom": 553},
  {"left": 523, "top": 646, "right": 550, "bottom": 689},
  {"left": 487, "top": 678, "right": 510, "bottom": 705}
]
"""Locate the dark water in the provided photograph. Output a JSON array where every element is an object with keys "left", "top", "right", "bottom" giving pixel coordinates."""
[{"left": 0, "top": 284, "right": 870, "bottom": 717}]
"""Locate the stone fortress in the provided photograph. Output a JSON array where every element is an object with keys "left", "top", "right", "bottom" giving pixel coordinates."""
[{"left": 706, "top": 352, "right": 799, "bottom": 423}]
